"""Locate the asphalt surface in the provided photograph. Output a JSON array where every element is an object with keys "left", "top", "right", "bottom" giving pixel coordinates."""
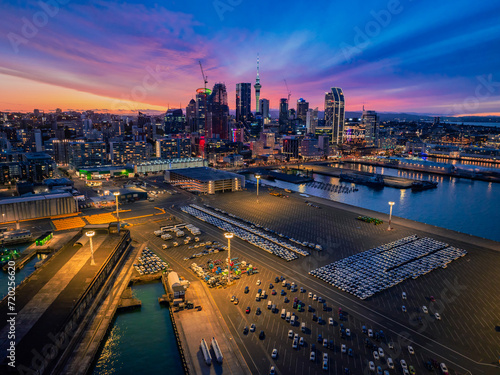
[
  {"left": 123, "top": 180, "right": 500, "bottom": 375},
  {"left": 9, "top": 173, "right": 498, "bottom": 375}
]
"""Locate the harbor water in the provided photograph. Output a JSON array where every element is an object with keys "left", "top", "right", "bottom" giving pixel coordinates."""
[
  {"left": 92, "top": 282, "right": 184, "bottom": 375},
  {"left": 248, "top": 163, "right": 500, "bottom": 242}
]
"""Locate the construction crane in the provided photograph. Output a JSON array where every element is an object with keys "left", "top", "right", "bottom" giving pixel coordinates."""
[
  {"left": 199, "top": 61, "right": 208, "bottom": 91},
  {"left": 198, "top": 61, "right": 208, "bottom": 135},
  {"left": 284, "top": 79, "right": 291, "bottom": 103}
]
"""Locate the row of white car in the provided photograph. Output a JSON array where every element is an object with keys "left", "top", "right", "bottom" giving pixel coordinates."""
[
  {"left": 206, "top": 204, "right": 324, "bottom": 251},
  {"left": 192, "top": 204, "right": 311, "bottom": 257},
  {"left": 182, "top": 206, "right": 303, "bottom": 261},
  {"left": 310, "top": 235, "right": 467, "bottom": 299}
]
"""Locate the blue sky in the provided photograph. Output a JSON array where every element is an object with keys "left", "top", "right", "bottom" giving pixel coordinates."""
[{"left": 1, "top": 0, "right": 499, "bottom": 115}]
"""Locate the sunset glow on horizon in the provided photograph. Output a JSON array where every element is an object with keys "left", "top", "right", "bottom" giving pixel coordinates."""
[{"left": 1, "top": 0, "right": 499, "bottom": 116}]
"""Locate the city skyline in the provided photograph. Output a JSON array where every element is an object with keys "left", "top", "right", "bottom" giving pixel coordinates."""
[{"left": 1, "top": 0, "right": 500, "bottom": 116}]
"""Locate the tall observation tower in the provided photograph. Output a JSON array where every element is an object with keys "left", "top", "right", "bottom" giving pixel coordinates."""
[{"left": 254, "top": 54, "right": 262, "bottom": 114}]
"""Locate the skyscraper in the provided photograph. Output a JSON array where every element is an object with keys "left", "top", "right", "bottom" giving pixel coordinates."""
[
  {"left": 279, "top": 98, "right": 289, "bottom": 133},
  {"left": 254, "top": 55, "right": 262, "bottom": 114},
  {"left": 186, "top": 99, "right": 197, "bottom": 133},
  {"left": 362, "top": 109, "right": 378, "bottom": 146},
  {"left": 324, "top": 87, "right": 345, "bottom": 144},
  {"left": 306, "top": 107, "right": 319, "bottom": 134},
  {"left": 208, "top": 83, "right": 229, "bottom": 139},
  {"left": 236, "top": 83, "right": 251, "bottom": 122},
  {"left": 195, "top": 90, "right": 209, "bottom": 134},
  {"left": 259, "top": 98, "right": 270, "bottom": 119},
  {"left": 296, "top": 98, "right": 309, "bottom": 125}
]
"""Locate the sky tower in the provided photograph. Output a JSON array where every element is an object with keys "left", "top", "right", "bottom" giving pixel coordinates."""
[{"left": 254, "top": 54, "right": 261, "bottom": 114}]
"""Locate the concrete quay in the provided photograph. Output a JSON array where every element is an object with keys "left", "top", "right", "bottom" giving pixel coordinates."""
[{"left": 0, "top": 228, "right": 131, "bottom": 374}]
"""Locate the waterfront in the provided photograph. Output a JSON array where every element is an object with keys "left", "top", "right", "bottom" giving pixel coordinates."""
[
  {"left": 0, "top": 244, "right": 39, "bottom": 300},
  {"left": 248, "top": 162, "right": 500, "bottom": 242},
  {"left": 92, "top": 282, "right": 184, "bottom": 375}
]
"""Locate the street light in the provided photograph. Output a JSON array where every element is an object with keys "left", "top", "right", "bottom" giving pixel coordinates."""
[
  {"left": 388, "top": 201, "right": 395, "bottom": 230},
  {"left": 224, "top": 232, "right": 234, "bottom": 284},
  {"left": 113, "top": 191, "right": 120, "bottom": 233},
  {"left": 255, "top": 175, "right": 261, "bottom": 201},
  {"left": 86, "top": 230, "right": 96, "bottom": 266}
]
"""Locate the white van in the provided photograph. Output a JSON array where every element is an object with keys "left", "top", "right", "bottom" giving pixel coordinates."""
[
  {"left": 290, "top": 315, "right": 296, "bottom": 325},
  {"left": 301, "top": 322, "right": 306, "bottom": 332},
  {"left": 267, "top": 301, "right": 272, "bottom": 309},
  {"left": 286, "top": 312, "right": 291, "bottom": 322},
  {"left": 281, "top": 309, "right": 286, "bottom": 318},
  {"left": 256, "top": 293, "right": 260, "bottom": 302}
]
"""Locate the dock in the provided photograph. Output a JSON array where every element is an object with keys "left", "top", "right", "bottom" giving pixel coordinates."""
[
  {"left": 2, "top": 231, "right": 78, "bottom": 272},
  {"left": 168, "top": 280, "right": 252, "bottom": 375},
  {"left": 303, "top": 165, "right": 436, "bottom": 190},
  {"left": 0, "top": 227, "right": 132, "bottom": 374},
  {"left": 117, "top": 287, "right": 142, "bottom": 311}
]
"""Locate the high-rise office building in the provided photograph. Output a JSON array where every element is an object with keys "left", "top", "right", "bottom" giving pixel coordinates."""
[
  {"left": 195, "top": 91, "right": 208, "bottom": 134},
  {"left": 164, "top": 109, "right": 185, "bottom": 134},
  {"left": 208, "top": 83, "right": 229, "bottom": 139},
  {"left": 324, "top": 87, "right": 345, "bottom": 144},
  {"left": 296, "top": 98, "right": 309, "bottom": 125},
  {"left": 109, "top": 141, "right": 149, "bottom": 164},
  {"left": 362, "top": 110, "right": 378, "bottom": 146},
  {"left": 236, "top": 83, "right": 251, "bottom": 122},
  {"left": 306, "top": 107, "right": 319, "bottom": 134},
  {"left": 259, "top": 98, "right": 270, "bottom": 119},
  {"left": 279, "top": 98, "right": 289, "bottom": 133},
  {"left": 186, "top": 99, "right": 197, "bottom": 133},
  {"left": 254, "top": 55, "right": 262, "bottom": 114},
  {"left": 156, "top": 137, "right": 191, "bottom": 159}
]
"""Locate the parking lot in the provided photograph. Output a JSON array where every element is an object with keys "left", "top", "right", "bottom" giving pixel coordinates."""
[{"left": 129, "top": 184, "right": 500, "bottom": 375}]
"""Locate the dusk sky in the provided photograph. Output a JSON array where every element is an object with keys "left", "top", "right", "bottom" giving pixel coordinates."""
[{"left": 1, "top": 0, "right": 500, "bottom": 115}]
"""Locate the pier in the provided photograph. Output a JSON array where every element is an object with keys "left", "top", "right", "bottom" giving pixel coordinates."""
[
  {"left": 295, "top": 165, "right": 434, "bottom": 190},
  {"left": 0, "top": 226, "right": 132, "bottom": 374}
]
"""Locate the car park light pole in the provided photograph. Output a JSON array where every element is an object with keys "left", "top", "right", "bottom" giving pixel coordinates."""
[
  {"left": 255, "top": 175, "right": 261, "bottom": 202},
  {"left": 86, "top": 230, "right": 96, "bottom": 266},
  {"left": 113, "top": 191, "right": 120, "bottom": 233},
  {"left": 225, "top": 232, "right": 234, "bottom": 284},
  {"left": 388, "top": 201, "right": 395, "bottom": 230}
]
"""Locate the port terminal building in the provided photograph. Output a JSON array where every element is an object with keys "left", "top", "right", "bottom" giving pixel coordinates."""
[
  {"left": 0, "top": 192, "right": 77, "bottom": 222},
  {"left": 132, "top": 157, "right": 207, "bottom": 174},
  {"left": 164, "top": 167, "right": 245, "bottom": 194}
]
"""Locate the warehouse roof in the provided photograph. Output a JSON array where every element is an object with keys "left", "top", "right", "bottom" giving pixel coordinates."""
[{"left": 169, "top": 167, "right": 242, "bottom": 182}]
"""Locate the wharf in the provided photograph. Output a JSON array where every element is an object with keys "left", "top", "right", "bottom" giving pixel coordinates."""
[
  {"left": 168, "top": 279, "right": 251, "bottom": 375},
  {"left": 343, "top": 158, "right": 500, "bottom": 182},
  {"left": 117, "top": 287, "right": 142, "bottom": 311},
  {"left": 1, "top": 231, "right": 77, "bottom": 272},
  {"left": 246, "top": 169, "right": 314, "bottom": 184},
  {"left": 299, "top": 165, "right": 421, "bottom": 189},
  {"left": 0, "top": 229, "right": 131, "bottom": 374},
  {"left": 59, "top": 241, "right": 143, "bottom": 375}
]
